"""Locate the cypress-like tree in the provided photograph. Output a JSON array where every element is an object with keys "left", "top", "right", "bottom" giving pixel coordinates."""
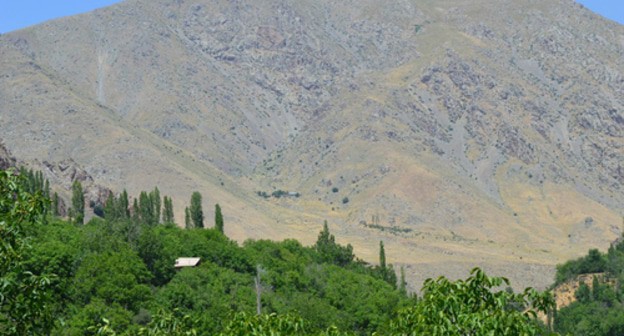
[
  {"left": 315, "top": 221, "right": 333, "bottom": 251},
  {"left": 162, "top": 196, "right": 174, "bottom": 224},
  {"left": 151, "top": 187, "right": 161, "bottom": 225},
  {"left": 215, "top": 203, "right": 224, "bottom": 234},
  {"left": 119, "top": 190, "right": 130, "bottom": 218},
  {"left": 592, "top": 275, "right": 601, "bottom": 301},
  {"left": 185, "top": 206, "right": 192, "bottom": 229},
  {"left": 139, "top": 191, "right": 155, "bottom": 225},
  {"left": 35, "top": 171, "right": 43, "bottom": 192},
  {"left": 576, "top": 283, "right": 591, "bottom": 303},
  {"left": 378, "top": 240, "right": 397, "bottom": 288},
  {"left": 104, "top": 193, "right": 117, "bottom": 220},
  {"left": 190, "top": 191, "right": 204, "bottom": 228},
  {"left": 52, "top": 192, "right": 60, "bottom": 217},
  {"left": 132, "top": 198, "right": 140, "bottom": 222},
  {"left": 43, "top": 179, "right": 50, "bottom": 198},
  {"left": 71, "top": 180, "right": 85, "bottom": 224},
  {"left": 314, "top": 221, "right": 354, "bottom": 266},
  {"left": 379, "top": 241, "right": 386, "bottom": 270}
]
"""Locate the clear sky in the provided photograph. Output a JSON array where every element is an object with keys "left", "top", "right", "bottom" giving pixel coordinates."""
[
  {"left": 577, "top": 0, "right": 624, "bottom": 25},
  {"left": 0, "top": 0, "right": 622, "bottom": 34},
  {"left": 0, "top": 1, "right": 123, "bottom": 34}
]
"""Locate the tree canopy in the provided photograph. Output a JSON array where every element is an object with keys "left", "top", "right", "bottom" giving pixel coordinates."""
[
  {"left": 0, "top": 167, "right": 562, "bottom": 335},
  {"left": 0, "top": 169, "right": 57, "bottom": 335}
]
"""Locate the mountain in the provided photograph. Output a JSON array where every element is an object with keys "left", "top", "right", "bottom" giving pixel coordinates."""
[{"left": 0, "top": 0, "right": 622, "bottom": 290}]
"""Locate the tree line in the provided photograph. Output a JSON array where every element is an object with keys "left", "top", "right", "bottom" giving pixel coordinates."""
[
  {"left": 0, "top": 167, "right": 557, "bottom": 335},
  {"left": 67, "top": 180, "right": 224, "bottom": 235}
]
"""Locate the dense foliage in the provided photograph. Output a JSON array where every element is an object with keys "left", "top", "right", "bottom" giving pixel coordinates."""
[
  {"left": 0, "top": 168, "right": 556, "bottom": 335},
  {"left": 386, "top": 268, "right": 554, "bottom": 335},
  {"left": 553, "top": 240, "right": 624, "bottom": 335},
  {"left": 554, "top": 248, "right": 607, "bottom": 286},
  {"left": 0, "top": 169, "right": 56, "bottom": 335}
]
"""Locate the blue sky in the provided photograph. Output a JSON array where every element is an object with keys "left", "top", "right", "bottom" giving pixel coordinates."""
[
  {"left": 578, "top": 0, "right": 624, "bottom": 25},
  {"left": 0, "top": 0, "right": 622, "bottom": 34},
  {"left": 0, "top": 1, "right": 123, "bottom": 34}
]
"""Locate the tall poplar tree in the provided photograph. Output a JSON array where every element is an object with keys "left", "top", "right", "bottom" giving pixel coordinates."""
[
  {"left": 190, "top": 191, "right": 204, "bottom": 228},
  {"left": 162, "top": 196, "right": 174, "bottom": 224},
  {"left": 151, "top": 187, "right": 161, "bottom": 225},
  {"left": 378, "top": 240, "right": 397, "bottom": 287},
  {"left": 139, "top": 191, "right": 153, "bottom": 225},
  {"left": 119, "top": 190, "right": 130, "bottom": 218},
  {"left": 52, "top": 192, "right": 60, "bottom": 217},
  {"left": 184, "top": 206, "right": 192, "bottom": 229},
  {"left": 43, "top": 179, "right": 50, "bottom": 198},
  {"left": 104, "top": 193, "right": 117, "bottom": 220},
  {"left": 379, "top": 241, "right": 386, "bottom": 270},
  {"left": 215, "top": 203, "right": 224, "bottom": 234},
  {"left": 71, "top": 180, "right": 85, "bottom": 225},
  {"left": 132, "top": 198, "right": 140, "bottom": 222}
]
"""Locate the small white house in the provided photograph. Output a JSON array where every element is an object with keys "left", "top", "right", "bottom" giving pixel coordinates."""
[{"left": 174, "top": 257, "right": 201, "bottom": 268}]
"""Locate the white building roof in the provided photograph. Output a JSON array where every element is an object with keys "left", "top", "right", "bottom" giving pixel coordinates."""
[{"left": 175, "top": 257, "right": 201, "bottom": 268}]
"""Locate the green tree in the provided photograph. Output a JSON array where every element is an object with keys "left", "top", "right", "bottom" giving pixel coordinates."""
[
  {"left": 139, "top": 191, "right": 154, "bottom": 226},
  {"left": 156, "top": 262, "right": 255, "bottom": 333},
  {"left": 132, "top": 198, "right": 140, "bottom": 223},
  {"left": 379, "top": 241, "right": 386, "bottom": 269},
  {"left": 162, "top": 196, "right": 174, "bottom": 224},
  {"left": 88, "top": 308, "right": 199, "bottom": 336},
  {"left": 119, "top": 190, "right": 130, "bottom": 219},
  {"left": 185, "top": 207, "right": 192, "bottom": 229},
  {"left": 299, "top": 263, "right": 403, "bottom": 333},
  {"left": 71, "top": 247, "right": 152, "bottom": 313},
  {"left": 575, "top": 282, "right": 591, "bottom": 303},
  {"left": 52, "top": 192, "right": 60, "bottom": 217},
  {"left": 43, "top": 179, "right": 50, "bottom": 199},
  {"left": 555, "top": 248, "right": 607, "bottom": 285},
  {"left": 215, "top": 203, "right": 224, "bottom": 234},
  {"left": 138, "top": 309, "right": 198, "bottom": 336},
  {"left": 68, "top": 299, "right": 132, "bottom": 335},
  {"left": 104, "top": 193, "right": 117, "bottom": 220},
  {"left": 219, "top": 312, "right": 307, "bottom": 336},
  {"left": 0, "top": 169, "right": 57, "bottom": 335},
  {"left": 71, "top": 180, "right": 85, "bottom": 225},
  {"left": 104, "top": 191, "right": 130, "bottom": 221},
  {"left": 592, "top": 275, "right": 601, "bottom": 301},
  {"left": 137, "top": 227, "right": 175, "bottom": 286},
  {"left": 386, "top": 268, "right": 555, "bottom": 335},
  {"left": 189, "top": 192, "right": 203, "bottom": 229},
  {"left": 374, "top": 241, "right": 396, "bottom": 287},
  {"left": 151, "top": 187, "right": 161, "bottom": 225},
  {"left": 314, "top": 221, "right": 354, "bottom": 267}
]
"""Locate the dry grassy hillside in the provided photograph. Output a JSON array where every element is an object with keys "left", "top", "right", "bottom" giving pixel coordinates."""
[{"left": 0, "top": 0, "right": 622, "bottom": 290}]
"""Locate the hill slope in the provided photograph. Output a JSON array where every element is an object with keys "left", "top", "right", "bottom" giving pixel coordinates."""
[{"left": 0, "top": 0, "right": 622, "bottom": 290}]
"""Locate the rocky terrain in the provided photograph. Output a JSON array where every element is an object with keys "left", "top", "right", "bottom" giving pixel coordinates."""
[
  {"left": 0, "top": 142, "right": 16, "bottom": 170},
  {"left": 0, "top": 0, "right": 622, "bottom": 291}
]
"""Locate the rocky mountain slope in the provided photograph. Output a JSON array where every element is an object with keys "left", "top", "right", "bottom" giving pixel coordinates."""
[{"left": 0, "top": 0, "right": 622, "bottom": 290}]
